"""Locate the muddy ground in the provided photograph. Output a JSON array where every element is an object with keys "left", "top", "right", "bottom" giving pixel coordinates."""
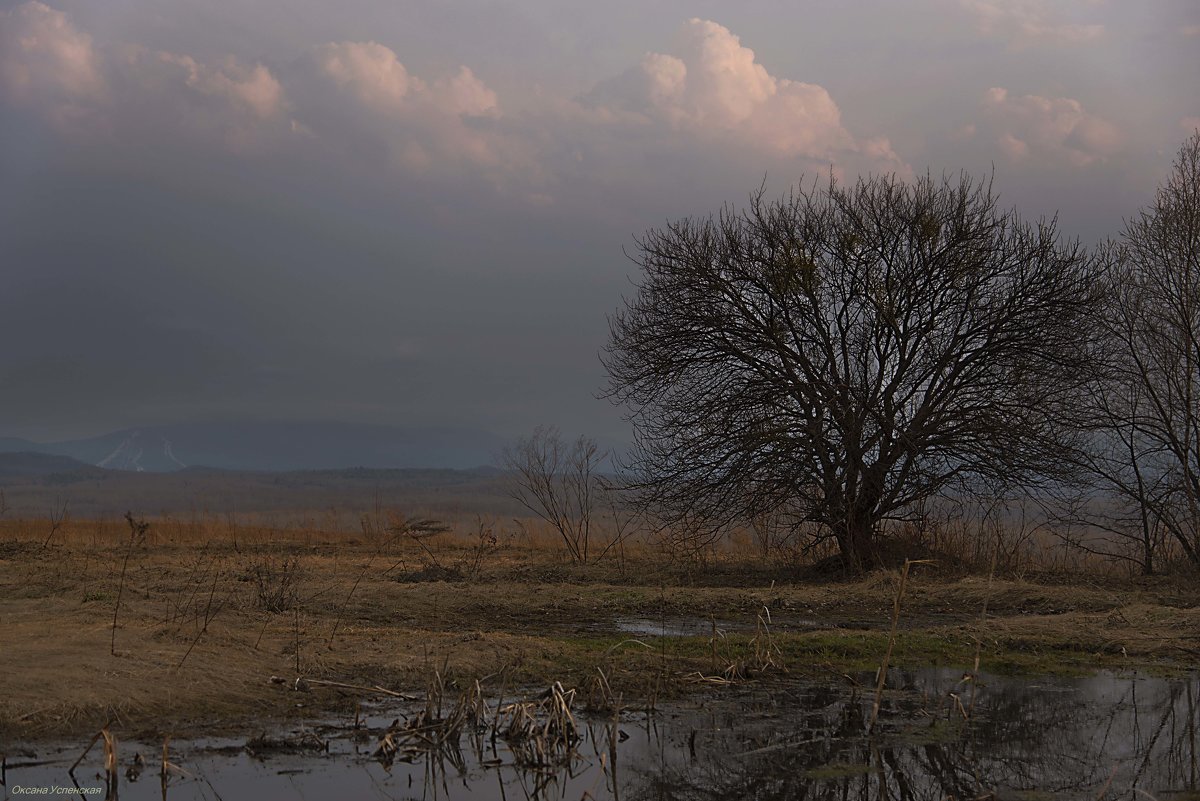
[{"left": 1, "top": 531, "right": 1197, "bottom": 744}]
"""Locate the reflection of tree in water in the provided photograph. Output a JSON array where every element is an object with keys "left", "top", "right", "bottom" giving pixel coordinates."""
[{"left": 620, "top": 672, "right": 1199, "bottom": 801}]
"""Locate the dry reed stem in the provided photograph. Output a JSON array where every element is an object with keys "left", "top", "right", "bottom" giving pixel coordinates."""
[
  {"left": 160, "top": 736, "right": 170, "bottom": 798},
  {"left": 68, "top": 722, "right": 109, "bottom": 777},
  {"left": 868, "top": 559, "right": 933, "bottom": 734},
  {"left": 111, "top": 513, "right": 147, "bottom": 655},
  {"left": 101, "top": 727, "right": 116, "bottom": 796},
  {"left": 175, "top": 570, "right": 228, "bottom": 671},
  {"left": 69, "top": 724, "right": 118, "bottom": 797},
  {"left": 966, "top": 540, "right": 1001, "bottom": 719}
]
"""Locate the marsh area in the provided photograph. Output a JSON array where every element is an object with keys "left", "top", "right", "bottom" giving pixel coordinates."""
[
  {"left": 2, "top": 522, "right": 1198, "bottom": 800},
  {"left": 4, "top": 669, "right": 1196, "bottom": 801}
]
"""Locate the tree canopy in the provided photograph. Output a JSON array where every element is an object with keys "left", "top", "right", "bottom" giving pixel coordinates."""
[{"left": 603, "top": 172, "right": 1103, "bottom": 570}]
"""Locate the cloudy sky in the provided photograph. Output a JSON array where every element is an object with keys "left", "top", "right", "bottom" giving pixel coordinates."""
[{"left": 1, "top": 0, "right": 1197, "bottom": 443}]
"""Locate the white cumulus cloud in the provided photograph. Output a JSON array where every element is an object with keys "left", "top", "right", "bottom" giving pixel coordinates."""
[
  {"left": 156, "top": 53, "right": 284, "bottom": 119},
  {"left": 982, "top": 87, "right": 1122, "bottom": 166},
  {"left": 295, "top": 40, "right": 521, "bottom": 177},
  {"left": 584, "top": 19, "right": 905, "bottom": 172},
  {"left": 2, "top": 10, "right": 916, "bottom": 198},
  {"left": 1, "top": 2, "right": 286, "bottom": 146},
  {"left": 315, "top": 41, "right": 415, "bottom": 112},
  {"left": 313, "top": 41, "right": 497, "bottom": 118}
]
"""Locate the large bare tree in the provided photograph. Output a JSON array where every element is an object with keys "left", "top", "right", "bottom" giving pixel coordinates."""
[
  {"left": 602, "top": 172, "right": 1102, "bottom": 571},
  {"left": 1074, "top": 132, "right": 1200, "bottom": 571}
]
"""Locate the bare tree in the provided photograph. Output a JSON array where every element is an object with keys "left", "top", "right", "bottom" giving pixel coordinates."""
[
  {"left": 501, "top": 426, "right": 608, "bottom": 563},
  {"left": 1074, "top": 132, "right": 1200, "bottom": 571},
  {"left": 602, "top": 172, "right": 1102, "bottom": 572}
]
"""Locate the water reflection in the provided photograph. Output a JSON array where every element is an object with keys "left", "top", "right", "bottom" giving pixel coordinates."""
[
  {"left": 623, "top": 670, "right": 1200, "bottom": 801},
  {"left": 2, "top": 670, "right": 1196, "bottom": 801}
]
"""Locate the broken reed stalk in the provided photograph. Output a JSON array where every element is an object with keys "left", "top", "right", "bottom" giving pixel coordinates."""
[
  {"left": 69, "top": 723, "right": 117, "bottom": 794},
  {"left": 868, "top": 559, "right": 931, "bottom": 734},
  {"left": 371, "top": 677, "right": 587, "bottom": 771},
  {"left": 752, "top": 606, "right": 784, "bottom": 673},
  {"left": 157, "top": 735, "right": 196, "bottom": 792},
  {"left": 69, "top": 728, "right": 104, "bottom": 777},
  {"left": 161, "top": 736, "right": 169, "bottom": 791},
  {"left": 102, "top": 728, "right": 117, "bottom": 795}
]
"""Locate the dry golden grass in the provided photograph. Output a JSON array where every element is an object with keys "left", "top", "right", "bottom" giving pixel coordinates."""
[{"left": 1, "top": 515, "right": 1197, "bottom": 743}]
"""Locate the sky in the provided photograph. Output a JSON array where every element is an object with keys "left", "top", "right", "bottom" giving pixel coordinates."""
[{"left": 1, "top": 0, "right": 1197, "bottom": 443}]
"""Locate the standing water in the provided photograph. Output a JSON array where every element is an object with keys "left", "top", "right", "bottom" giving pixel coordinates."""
[{"left": 2, "top": 669, "right": 1196, "bottom": 800}]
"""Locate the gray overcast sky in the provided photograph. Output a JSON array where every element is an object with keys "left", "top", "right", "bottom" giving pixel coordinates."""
[{"left": 1, "top": 0, "right": 1197, "bottom": 441}]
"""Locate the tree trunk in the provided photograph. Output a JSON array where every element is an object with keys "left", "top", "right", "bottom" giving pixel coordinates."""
[{"left": 837, "top": 516, "right": 878, "bottom": 574}]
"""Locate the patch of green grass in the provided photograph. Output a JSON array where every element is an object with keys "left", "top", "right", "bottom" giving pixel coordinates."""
[
  {"left": 771, "top": 630, "right": 975, "bottom": 672},
  {"left": 537, "top": 627, "right": 1160, "bottom": 681}
]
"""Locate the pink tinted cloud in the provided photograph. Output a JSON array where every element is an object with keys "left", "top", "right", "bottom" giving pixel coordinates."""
[
  {"left": 983, "top": 87, "right": 1122, "bottom": 166},
  {"left": 0, "top": 2, "right": 104, "bottom": 118},
  {"left": 585, "top": 19, "right": 907, "bottom": 174}
]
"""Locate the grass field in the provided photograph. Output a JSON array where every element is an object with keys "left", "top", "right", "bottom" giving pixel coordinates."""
[{"left": 1, "top": 515, "right": 1197, "bottom": 743}]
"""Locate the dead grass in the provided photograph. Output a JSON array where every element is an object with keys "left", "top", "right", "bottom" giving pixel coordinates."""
[{"left": 1, "top": 516, "right": 1197, "bottom": 743}]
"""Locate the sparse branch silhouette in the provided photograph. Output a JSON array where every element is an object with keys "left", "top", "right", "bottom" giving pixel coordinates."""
[
  {"left": 603, "top": 172, "right": 1103, "bottom": 572},
  {"left": 1074, "top": 130, "right": 1200, "bottom": 570},
  {"left": 501, "top": 425, "right": 605, "bottom": 563}
]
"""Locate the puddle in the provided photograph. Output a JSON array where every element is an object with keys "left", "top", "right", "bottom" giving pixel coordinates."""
[
  {"left": 613, "top": 616, "right": 728, "bottom": 637},
  {"left": 611, "top": 614, "right": 831, "bottom": 637},
  {"left": 3, "top": 670, "right": 1197, "bottom": 800}
]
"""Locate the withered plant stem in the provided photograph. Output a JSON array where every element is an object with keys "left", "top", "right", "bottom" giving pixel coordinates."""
[
  {"left": 869, "top": 559, "right": 930, "bottom": 733},
  {"left": 293, "top": 603, "right": 301, "bottom": 675},
  {"left": 111, "top": 512, "right": 146, "bottom": 656},
  {"left": 968, "top": 539, "right": 1001, "bottom": 719},
  {"left": 175, "top": 570, "right": 228, "bottom": 672}
]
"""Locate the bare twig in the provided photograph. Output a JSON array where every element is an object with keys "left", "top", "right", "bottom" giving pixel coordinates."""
[{"left": 112, "top": 512, "right": 148, "bottom": 656}]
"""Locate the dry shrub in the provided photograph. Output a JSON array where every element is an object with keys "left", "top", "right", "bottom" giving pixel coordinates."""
[{"left": 244, "top": 554, "right": 303, "bottom": 612}]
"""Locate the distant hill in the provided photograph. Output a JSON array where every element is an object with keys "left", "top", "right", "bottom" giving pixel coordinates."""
[
  {"left": 0, "top": 463, "right": 520, "bottom": 520},
  {"left": 0, "top": 437, "right": 40, "bottom": 453},
  {"left": 0, "top": 451, "right": 101, "bottom": 481},
  {"left": 0, "top": 422, "right": 507, "bottom": 473}
]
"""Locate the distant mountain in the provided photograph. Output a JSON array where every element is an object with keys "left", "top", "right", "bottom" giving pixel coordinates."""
[
  {"left": 0, "top": 437, "right": 40, "bottom": 453},
  {"left": 0, "top": 451, "right": 101, "bottom": 481},
  {"left": 0, "top": 422, "right": 507, "bottom": 472}
]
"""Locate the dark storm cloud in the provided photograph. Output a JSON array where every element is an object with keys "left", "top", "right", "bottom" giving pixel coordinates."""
[{"left": 1, "top": 0, "right": 1196, "bottom": 442}]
